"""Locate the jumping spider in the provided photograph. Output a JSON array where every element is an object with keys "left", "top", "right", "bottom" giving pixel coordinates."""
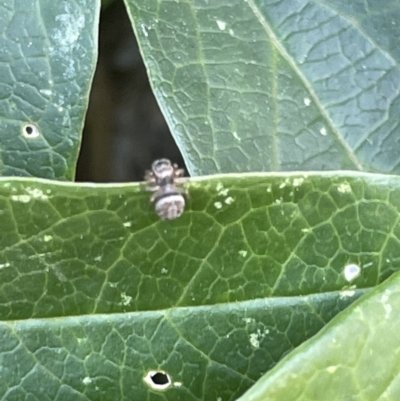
[{"left": 145, "top": 159, "right": 188, "bottom": 220}]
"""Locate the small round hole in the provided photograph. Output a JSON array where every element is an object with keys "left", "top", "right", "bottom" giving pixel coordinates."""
[
  {"left": 144, "top": 370, "right": 171, "bottom": 390},
  {"left": 22, "top": 124, "right": 40, "bottom": 138}
]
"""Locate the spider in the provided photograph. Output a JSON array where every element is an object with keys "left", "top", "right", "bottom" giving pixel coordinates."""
[{"left": 145, "top": 159, "right": 188, "bottom": 220}]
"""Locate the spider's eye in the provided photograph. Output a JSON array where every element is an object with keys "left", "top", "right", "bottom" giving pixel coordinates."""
[{"left": 152, "top": 159, "right": 171, "bottom": 171}]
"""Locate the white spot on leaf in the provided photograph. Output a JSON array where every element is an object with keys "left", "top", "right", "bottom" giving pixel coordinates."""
[
  {"left": 214, "top": 201, "right": 223, "bottom": 209},
  {"left": 303, "top": 97, "right": 311, "bottom": 106},
  {"left": 320, "top": 127, "right": 327, "bottom": 136},
  {"left": 340, "top": 290, "right": 355, "bottom": 299},
  {"left": 216, "top": 183, "right": 224, "bottom": 192},
  {"left": 26, "top": 188, "right": 48, "bottom": 200},
  {"left": 249, "top": 328, "right": 269, "bottom": 348},
  {"left": 216, "top": 20, "right": 227, "bottom": 30},
  {"left": 11, "top": 195, "right": 31, "bottom": 203},
  {"left": 82, "top": 377, "right": 92, "bottom": 385},
  {"left": 344, "top": 264, "right": 361, "bottom": 282},
  {"left": 338, "top": 183, "right": 351, "bottom": 193},
  {"left": 225, "top": 197, "right": 234, "bottom": 204},
  {"left": 293, "top": 177, "right": 304, "bottom": 187},
  {"left": 141, "top": 23, "right": 148, "bottom": 37},
  {"left": 120, "top": 292, "right": 132, "bottom": 306},
  {"left": 326, "top": 366, "right": 338, "bottom": 374},
  {"left": 218, "top": 188, "right": 229, "bottom": 196},
  {"left": 232, "top": 131, "right": 240, "bottom": 141},
  {"left": 381, "top": 290, "right": 392, "bottom": 319},
  {"left": 39, "top": 89, "right": 52, "bottom": 96},
  {"left": 249, "top": 333, "right": 260, "bottom": 348}
]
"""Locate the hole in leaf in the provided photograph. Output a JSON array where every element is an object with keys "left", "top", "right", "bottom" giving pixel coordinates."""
[
  {"left": 143, "top": 370, "right": 171, "bottom": 390},
  {"left": 22, "top": 124, "right": 40, "bottom": 138}
]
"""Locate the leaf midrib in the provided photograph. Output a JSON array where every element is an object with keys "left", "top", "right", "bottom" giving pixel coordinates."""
[{"left": 246, "top": 0, "right": 363, "bottom": 171}]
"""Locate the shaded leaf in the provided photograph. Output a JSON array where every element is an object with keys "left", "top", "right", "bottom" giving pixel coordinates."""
[
  {"left": 0, "top": 0, "right": 100, "bottom": 179},
  {"left": 238, "top": 269, "right": 400, "bottom": 401},
  {"left": 0, "top": 290, "right": 365, "bottom": 401},
  {"left": 124, "top": 0, "right": 400, "bottom": 175}
]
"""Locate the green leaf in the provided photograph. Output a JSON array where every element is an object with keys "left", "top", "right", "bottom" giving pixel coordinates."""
[
  {"left": 0, "top": 172, "right": 399, "bottom": 399},
  {"left": 124, "top": 0, "right": 400, "bottom": 176},
  {"left": 0, "top": 0, "right": 100, "bottom": 179},
  {"left": 0, "top": 172, "right": 399, "bottom": 320},
  {"left": 0, "top": 290, "right": 364, "bottom": 400},
  {"left": 237, "top": 269, "right": 400, "bottom": 401}
]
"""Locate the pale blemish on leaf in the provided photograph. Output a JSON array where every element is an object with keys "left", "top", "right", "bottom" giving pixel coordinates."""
[
  {"left": 26, "top": 188, "right": 49, "bottom": 200},
  {"left": 381, "top": 291, "right": 392, "bottom": 319},
  {"left": 249, "top": 329, "right": 270, "bottom": 348},
  {"left": 326, "top": 366, "right": 338, "bottom": 374},
  {"left": 343, "top": 264, "right": 361, "bottom": 282},
  {"left": 338, "top": 182, "right": 351, "bottom": 193},
  {"left": 11, "top": 195, "right": 31, "bottom": 203},
  {"left": 216, "top": 182, "right": 224, "bottom": 192},
  {"left": 339, "top": 290, "right": 356, "bottom": 299},
  {"left": 120, "top": 293, "right": 132, "bottom": 306},
  {"left": 216, "top": 20, "right": 227, "bottom": 30},
  {"left": 141, "top": 23, "right": 148, "bottom": 37},
  {"left": 292, "top": 177, "right": 304, "bottom": 187},
  {"left": 214, "top": 201, "right": 223, "bottom": 209},
  {"left": 219, "top": 188, "right": 229, "bottom": 196},
  {"left": 232, "top": 131, "right": 240, "bottom": 141}
]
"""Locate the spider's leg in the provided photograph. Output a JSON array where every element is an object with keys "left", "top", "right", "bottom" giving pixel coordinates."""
[
  {"left": 174, "top": 168, "right": 185, "bottom": 178},
  {"left": 150, "top": 191, "right": 160, "bottom": 202},
  {"left": 145, "top": 170, "right": 155, "bottom": 181},
  {"left": 146, "top": 185, "right": 160, "bottom": 192}
]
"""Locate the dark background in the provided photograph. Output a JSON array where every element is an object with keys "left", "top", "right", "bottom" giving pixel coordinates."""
[{"left": 76, "top": 0, "right": 185, "bottom": 182}]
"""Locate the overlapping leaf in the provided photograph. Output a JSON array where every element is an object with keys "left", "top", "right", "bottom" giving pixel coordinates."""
[
  {"left": 238, "top": 269, "right": 400, "bottom": 401},
  {"left": 0, "top": 0, "right": 100, "bottom": 179},
  {"left": 124, "top": 0, "right": 400, "bottom": 176},
  {"left": 0, "top": 286, "right": 364, "bottom": 401}
]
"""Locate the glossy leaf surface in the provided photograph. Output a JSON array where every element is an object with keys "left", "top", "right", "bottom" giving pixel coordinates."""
[
  {"left": 0, "top": 172, "right": 399, "bottom": 320},
  {"left": 0, "top": 0, "right": 100, "bottom": 179},
  {"left": 238, "top": 269, "right": 400, "bottom": 401},
  {"left": 1, "top": 172, "right": 399, "bottom": 400},
  {"left": 0, "top": 291, "right": 364, "bottom": 401},
  {"left": 124, "top": 0, "right": 400, "bottom": 176}
]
